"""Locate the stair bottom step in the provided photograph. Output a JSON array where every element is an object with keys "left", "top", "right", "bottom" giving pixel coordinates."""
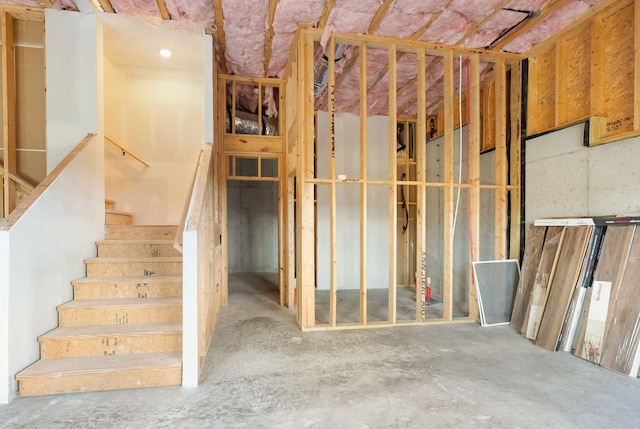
[{"left": 17, "top": 352, "right": 181, "bottom": 397}]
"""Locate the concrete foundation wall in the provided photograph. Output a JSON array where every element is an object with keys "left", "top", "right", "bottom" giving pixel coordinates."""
[
  {"left": 227, "top": 181, "right": 279, "bottom": 273},
  {"left": 526, "top": 123, "right": 640, "bottom": 223},
  {"left": 316, "top": 112, "right": 390, "bottom": 290}
]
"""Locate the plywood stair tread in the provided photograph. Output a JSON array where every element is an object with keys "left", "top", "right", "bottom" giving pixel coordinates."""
[
  {"left": 39, "top": 322, "right": 182, "bottom": 340},
  {"left": 58, "top": 297, "right": 181, "bottom": 310},
  {"left": 97, "top": 239, "right": 176, "bottom": 245},
  {"left": 17, "top": 351, "right": 181, "bottom": 378},
  {"left": 85, "top": 256, "right": 183, "bottom": 263},
  {"left": 105, "top": 209, "right": 134, "bottom": 216},
  {"left": 73, "top": 275, "right": 182, "bottom": 284}
]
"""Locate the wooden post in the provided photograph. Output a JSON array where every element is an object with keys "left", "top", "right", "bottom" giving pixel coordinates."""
[
  {"left": 2, "top": 11, "right": 16, "bottom": 216},
  {"left": 443, "top": 52, "right": 454, "bottom": 322},
  {"left": 509, "top": 61, "right": 522, "bottom": 261},
  {"left": 635, "top": 0, "right": 640, "bottom": 131},
  {"left": 494, "top": 58, "right": 507, "bottom": 260},
  {"left": 468, "top": 55, "right": 481, "bottom": 322},
  {"left": 388, "top": 44, "right": 398, "bottom": 324},
  {"left": 415, "top": 49, "right": 426, "bottom": 322},
  {"left": 328, "top": 36, "right": 337, "bottom": 327},
  {"left": 359, "top": 41, "right": 368, "bottom": 325},
  {"left": 298, "top": 34, "right": 316, "bottom": 328}
]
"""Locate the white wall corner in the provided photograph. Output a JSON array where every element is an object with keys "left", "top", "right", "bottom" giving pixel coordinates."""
[
  {"left": 0, "top": 232, "right": 11, "bottom": 404},
  {"left": 204, "top": 33, "right": 214, "bottom": 144}
]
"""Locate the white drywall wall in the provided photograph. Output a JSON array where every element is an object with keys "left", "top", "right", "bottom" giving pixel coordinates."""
[
  {"left": 0, "top": 138, "right": 104, "bottom": 404},
  {"left": 104, "top": 34, "right": 207, "bottom": 224},
  {"left": 525, "top": 123, "right": 640, "bottom": 222},
  {"left": 46, "top": 10, "right": 99, "bottom": 170},
  {"left": 316, "top": 112, "right": 390, "bottom": 290}
]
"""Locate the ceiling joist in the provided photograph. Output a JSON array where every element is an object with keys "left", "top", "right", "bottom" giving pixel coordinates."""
[
  {"left": 317, "top": 0, "right": 335, "bottom": 29},
  {"left": 97, "top": 0, "right": 114, "bottom": 13},
  {"left": 38, "top": 0, "right": 53, "bottom": 8},
  {"left": 156, "top": 0, "right": 170, "bottom": 20},
  {"left": 263, "top": 0, "right": 280, "bottom": 77}
]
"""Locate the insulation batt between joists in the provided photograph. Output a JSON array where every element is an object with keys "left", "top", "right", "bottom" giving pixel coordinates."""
[
  {"left": 165, "top": 0, "right": 214, "bottom": 28},
  {"left": 222, "top": 0, "right": 269, "bottom": 77},
  {"left": 110, "top": 0, "right": 162, "bottom": 21},
  {"left": 504, "top": 0, "right": 605, "bottom": 52},
  {"left": 2, "top": 0, "right": 40, "bottom": 7},
  {"left": 269, "top": 0, "right": 325, "bottom": 76},
  {"left": 461, "top": 9, "right": 527, "bottom": 48}
]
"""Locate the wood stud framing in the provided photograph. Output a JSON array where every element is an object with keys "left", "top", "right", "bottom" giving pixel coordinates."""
[{"left": 282, "top": 29, "right": 521, "bottom": 331}]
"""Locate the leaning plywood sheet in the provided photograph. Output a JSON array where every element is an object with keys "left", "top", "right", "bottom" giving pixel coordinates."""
[
  {"left": 574, "top": 225, "right": 636, "bottom": 361},
  {"left": 535, "top": 226, "right": 593, "bottom": 351},
  {"left": 511, "top": 225, "right": 546, "bottom": 333},
  {"left": 600, "top": 228, "right": 640, "bottom": 375},
  {"left": 525, "top": 227, "right": 566, "bottom": 340}
]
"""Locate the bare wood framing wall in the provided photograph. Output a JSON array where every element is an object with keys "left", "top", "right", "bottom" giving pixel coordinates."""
[
  {"left": 1, "top": 7, "right": 45, "bottom": 218},
  {"left": 287, "top": 29, "right": 521, "bottom": 331}
]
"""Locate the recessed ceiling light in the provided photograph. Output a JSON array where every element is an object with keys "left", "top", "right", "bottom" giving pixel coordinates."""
[{"left": 160, "top": 49, "right": 172, "bottom": 58}]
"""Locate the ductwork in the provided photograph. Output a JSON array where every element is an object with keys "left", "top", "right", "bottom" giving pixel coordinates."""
[
  {"left": 314, "top": 43, "right": 345, "bottom": 100},
  {"left": 225, "top": 109, "right": 279, "bottom": 136}
]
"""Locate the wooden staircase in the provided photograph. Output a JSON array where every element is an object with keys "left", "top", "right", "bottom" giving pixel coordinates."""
[{"left": 16, "top": 200, "right": 183, "bottom": 397}]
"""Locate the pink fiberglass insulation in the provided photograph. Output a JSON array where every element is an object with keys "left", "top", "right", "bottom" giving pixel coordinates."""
[
  {"left": 420, "top": 9, "right": 473, "bottom": 45},
  {"left": 110, "top": 0, "right": 162, "bottom": 21},
  {"left": 53, "top": 0, "right": 78, "bottom": 9},
  {"left": 461, "top": 9, "right": 526, "bottom": 48},
  {"left": 272, "top": 0, "right": 325, "bottom": 33},
  {"left": 503, "top": 0, "right": 590, "bottom": 52},
  {"left": 2, "top": 0, "right": 40, "bottom": 7},
  {"left": 449, "top": 0, "right": 509, "bottom": 23},
  {"left": 375, "top": 8, "right": 433, "bottom": 39},
  {"left": 222, "top": 0, "right": 269, "bottom": 77},
  {"left": 506, "top": 0, "right": 548, "bottom": 13},
  {"left": 326, "top": 0, "right": 381, "bottom": 34},
  {"left": 164, "top": 0, "right": 214, "bottom": 28},
  {"left": 269, "top": 32, "right": 295, "bottom": 78},
  {"left": 268, "top": 0, "right": 325, "bottom": 77}
]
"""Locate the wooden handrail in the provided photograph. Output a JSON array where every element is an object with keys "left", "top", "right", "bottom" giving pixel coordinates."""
[
  {"left": 0, "top": 162, "right": 35, "bottom": 193},
  {"left": 174, "top": 148, "right": 204, "bottom": 253},
  {"left": 105, "top": 135, "right": 151, "bottom": 167}
]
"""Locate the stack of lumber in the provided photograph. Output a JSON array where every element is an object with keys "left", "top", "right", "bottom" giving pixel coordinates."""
[{"left": 511, "top": 218, "right": 640, "bottom": 378}]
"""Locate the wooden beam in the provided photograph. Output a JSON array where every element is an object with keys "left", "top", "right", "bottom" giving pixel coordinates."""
[
  {"left": 415, "top": 49, "right": 426, "bottom": 322},
  {"left": 2, "top": 11, "right": 16, "bottom": 216},
  {"left": 299, "top": 34, "right": 316, "bottom": 328},
  {"left": 509, "top": 61, "right": 522, "bottom": 262},
  {"left": 328, "top": 36, "right": 337, "bottom": 327},
  {"left": 494, "top": 59, "right": 507, "bottom": 260},
  {"left": 491, "top": 0, "right": 573, "bottom": 51},
  {"left": 38, "top": 0, "right": 54, "bottom": 8},
  {"left": 442, "top": 51, "right": 454, "bottom": 322},
  {"left": 213, "top": 0, "right": 228, "bottom": 74},
  {"left": 97, "top": 0, "right": 114, "bottom": 13},
  {"left": 388, "top": 43, "right": 398, "bottom": 324},
  {"left": 156, "top": 0, "right": 170, "bottom": 20},
  {"left": 317, "top": 0, "right": 335, "bottom": 28},
  {"left": 468, "top": 55, "right": 481, "bottom": 322},
  {"left": 359, "top": 41, "right": 368, "bottom": 326},
  {"left": 263, "top": 0, "right": 279, "bottom": 77},
  {"left": 368, "top": 0, "right": 394, "bottom": 34},
  {"left": 636, "top": 0, "right": 640, "bottom": 131}
]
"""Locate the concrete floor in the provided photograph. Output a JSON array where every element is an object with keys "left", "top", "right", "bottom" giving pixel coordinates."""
[{"left": 2, "top": 272, "right": 640, "bottom": 428}]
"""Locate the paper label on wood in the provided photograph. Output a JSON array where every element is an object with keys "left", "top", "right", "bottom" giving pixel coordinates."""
[
  {"left": 526, "top": 271, "right": 548, "bottom": 340},
  {"left": 526, "top": 304, "right": 544, "bottom": 339},
  {"left": 580, "top": 280, "right": 611, "bottom": 364}
]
